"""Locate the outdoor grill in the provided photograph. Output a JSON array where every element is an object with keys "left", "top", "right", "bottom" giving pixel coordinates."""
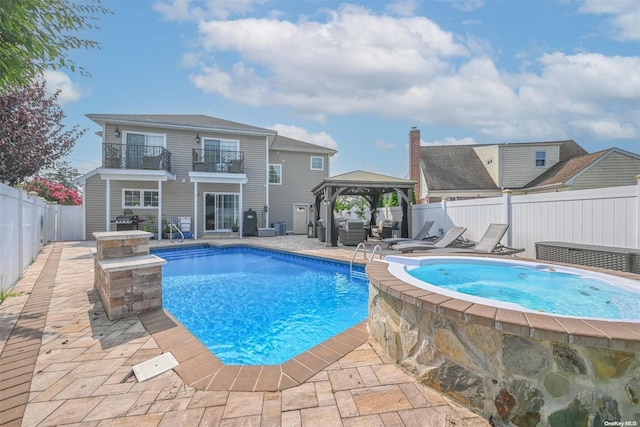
[{"left": 115, "top": 214, "right": 142, "bottom": 231}]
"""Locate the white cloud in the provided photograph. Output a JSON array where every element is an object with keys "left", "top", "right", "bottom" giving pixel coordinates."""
[
  {"left": 578, "top": 0, "right": 640, "bottom": 41},
  {"left": 422, "top": 136, "right": 477, "bottom": 146},
  {"left": 177, "top": 3, "right": 639, "bottom": 144},
  {"left": 155, "top": 0, "right": 268, "bottom": 21},
  {"left": 447, "top": 0, "right": 485, "bottom": 13},
  {"left": 43, "top": 70, "right": 86, "bottom": 105},
  {"left": 385, "top": 0, "right": 419, "bottom": 17},
  {"left": 271, "top": 124, "right": 338, "bottom": 150}
]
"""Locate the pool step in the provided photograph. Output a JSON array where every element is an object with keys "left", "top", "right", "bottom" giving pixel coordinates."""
[
  {"left": 154, "top": 248, "right": 218, "bottom": 260},
  {"left": 350, "top": 270, "right": 368, "bottom": 281}
]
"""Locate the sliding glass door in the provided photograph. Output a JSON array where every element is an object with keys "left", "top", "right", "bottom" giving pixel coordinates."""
[{"left": 204, "top": 193, "right": 239, "bottom": 231}]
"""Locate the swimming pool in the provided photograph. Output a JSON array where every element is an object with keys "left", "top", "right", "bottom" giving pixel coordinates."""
[
  {"left": 154, "top": 246, "right": 369, "bottom": 365},
  {"left": 386, "top": 255, "right": 640, "bottom": 320}
]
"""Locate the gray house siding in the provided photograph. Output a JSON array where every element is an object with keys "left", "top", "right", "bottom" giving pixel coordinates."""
[
  {"left": 501, "top": 144, "right": 560, "bottom": 189},
  {"left": 268, "top": 150, "right": 330, "bottom": 232}
]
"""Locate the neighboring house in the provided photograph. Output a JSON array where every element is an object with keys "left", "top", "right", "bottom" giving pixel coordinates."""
[
  {"left": 77, "top": 114, "right": 336, "bottom": 239},
  {"left": 408, "top": 127, "right": 640, "bottom": 203}
]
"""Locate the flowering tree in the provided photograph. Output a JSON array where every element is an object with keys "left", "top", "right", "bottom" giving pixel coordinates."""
[
  {"left": 23, "top": 177, "right": 82, "bottom": 205},
  {"left": 0, "top": 80, "right": 86, "bottom": 185}
]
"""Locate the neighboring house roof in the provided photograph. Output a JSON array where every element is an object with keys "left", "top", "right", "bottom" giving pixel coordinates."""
[
  {"left": 524, "top": 147, "right": 640, "bottom": 189},
  {"left": 86, "top": 114, "right": 277, "bottom": 136},
  {"left": 524, "top": 149, "right": 608, "bottom": 189},
  {"left": 421, "top": 145, "right": 498, "bottom": 191},
  {"left": 271, "top": 134, "right": 337, "bottom": 155}
]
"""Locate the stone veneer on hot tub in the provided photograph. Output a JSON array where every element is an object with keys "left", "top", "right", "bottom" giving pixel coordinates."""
[{"left": 365, "top": 255, "right": 640, "bottom": 427}]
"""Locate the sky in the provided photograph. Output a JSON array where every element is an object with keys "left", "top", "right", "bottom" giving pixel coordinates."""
[{"left": 49, "top": 0, "right": 640, "bottom": 178}]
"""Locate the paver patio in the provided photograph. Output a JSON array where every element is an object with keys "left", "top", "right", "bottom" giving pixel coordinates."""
[{"left": 0, "top": 237, "right": 491, "bottom": 426}]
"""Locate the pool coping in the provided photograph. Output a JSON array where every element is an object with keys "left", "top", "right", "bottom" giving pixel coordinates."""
[
  {"left": 366, "top": 253, "right": 640, "bottom": 353},
  {"left": 142, "top": 242, "right": 370, "bottom": 392}
]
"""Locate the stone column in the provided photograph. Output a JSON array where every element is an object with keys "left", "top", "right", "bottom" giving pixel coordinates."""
[{"left": 93, "top": 230, "right": 166, "bottom": 320}]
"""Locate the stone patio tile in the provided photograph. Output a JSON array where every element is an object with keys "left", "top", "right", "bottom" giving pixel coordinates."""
[
  {"left": 334, "top": 390, "right": 359, "bottom": 418},
  {"left": 18, "top": 400, "right": 64, "bottom": 427},
  {"left": 314, "top": 380, "right": 337, "bottom": 406},
  {"left": 69, "top": 357, "right": 127, "bottom": 376},
  {"left": 39, "top": 396, "right": 105, "bottom": 426},
  {"left": 261, "top": 392, "right": 282, "bottom": 427},
  {"left": 219, "top": 414, "right": 262, "bottom": 426},
  {"left": 356, "top": 366, "right": 381, "bottom": 387},
  {"left": 351, "top": 385, "right": 413, "bottom": 415},
  {"left": 379, "top": 412, "right": 405, "bottom": 427},
  {"left": 157, "top": 407, "right": 205, "bottom": 426},
  {"left": 188, "top": 390, "right": 229, "bottom": 408},
  {"left": 91, "top": 382, "right": 136, "bottom": 396},
  {"left": 398, "top": 383, "right": 430, "bottom": 408},
  {"left": 397, "top": 407, "right": 447, "bottom": 427},
  {"left": 338, "top": 349, "right": 382, "bottom": 368},
  {"left": 30, "top": 376, "right": 75, "bottom": 403},
  {"left": 343, "top": 414, "right": 385, "bottom": 427},
  {"left": 327, "top": 367, "right": 365, "bottom": 391},
  {"left": 282, "top": 382, "right": 318, "bottom": 411},
  {"left": 156, "top": 371, "right": 187, "bottom": 400},
  {"left": 84, "top": 392, "right": 143, "bottom": 421},
  {"left": 199, "top": 406, "right": 225, "bottom": 427},
  {"left": 299, "top": 405, "right": 343, "bottom": 427},
  {"left": 307, "top": 370, "right": 329, "bottom": 382},
  {"left": 41, "top": 361, "right": 82, "bottom": 372},
  {"left": 30, "top": 370, "right": 68, "bottom": 391},
  {"left": 416, "top": 384, "right": 448, "bottom": 406},
  {"left": 223, "top": 391, "right": 264, "bottom": 418},
  {"left": 95, "top": 413, "right": 163, "bottom": 426},
  {"left": 147, "top": 396, "right": 192, "bottom": 414},
  {"left": 53, "top": 375, "right": 110, "bottom": 400},
  {"left": 371, "top": 364, "right": 411, "bottom": 385},
  {"left": 281, "top": 410, "right": 302, "bottom": 427},
  {"left": 104, "top": 342, "right": 145, "bottom": 359}
]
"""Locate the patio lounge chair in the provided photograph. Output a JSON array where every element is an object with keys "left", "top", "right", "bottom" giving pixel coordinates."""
[
  {"left": 382, "top": 220, "right": 435, "bottom": 246},
  {"left": 339, "top": 220, "right": 366, "bottom": 246},
  {"left": 392, "top": 226, "right": 468, "bottom": 253},
  {"left": 426, "top": 223, "right": 525, "bottom": 256}
]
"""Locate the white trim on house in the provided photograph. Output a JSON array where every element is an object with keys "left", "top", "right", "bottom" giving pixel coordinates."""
[
  {"left": 310, "top": 156, "right": 324, "bottom": 170},
  {"left": 188, "top": 171, "right": 248, "bottom": 185},
  {"left": 97, "top": 168, "right": 175, "bottom": 182}
]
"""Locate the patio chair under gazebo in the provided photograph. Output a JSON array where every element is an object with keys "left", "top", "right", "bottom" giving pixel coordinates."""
[{"left": 311, "top": 170, "right": 416, "bottom": 247}]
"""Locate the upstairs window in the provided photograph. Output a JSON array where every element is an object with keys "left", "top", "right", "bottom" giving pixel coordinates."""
[
  {"left": 310, "top": 156, "right": 324, "bottom": 170},
  {"left": 535, "top": 151, "right": 546, "bottom": 167},
  {"left": 486, "top": 158, "right": 493, "bottom": 166},
  {"left": 269, "top": 164, "right": 282, "bottom": 184}
]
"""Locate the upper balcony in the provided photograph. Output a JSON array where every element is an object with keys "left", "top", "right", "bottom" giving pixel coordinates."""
[
  {"left": 192, "top": 149, "right": 244, "bottom": 173},
  {"left": 103, "top": 143, "right": 172, "bottom": 173}
]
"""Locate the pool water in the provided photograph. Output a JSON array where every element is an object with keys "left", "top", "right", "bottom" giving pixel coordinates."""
[
  {"left": 154, "top": 246, "right": 369, "bottom": 365},
  {"left": 406, "top": 259, "right": 640, "bottom": 320}
]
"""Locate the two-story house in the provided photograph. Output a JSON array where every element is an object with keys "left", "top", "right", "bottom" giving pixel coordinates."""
[
  {"left": 77, "top": 114, "right": 336, "bottom": 239},
  {"left": 408, "top": 127, "right": 640, "bottom": 203}
]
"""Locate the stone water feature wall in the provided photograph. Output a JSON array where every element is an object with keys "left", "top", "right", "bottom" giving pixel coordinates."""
[
  {"left": 366, "top": 261, "right": 640, "bottom": 427},
  {"left": 93, "top": 231, "right": 166, "bottom": 320}
]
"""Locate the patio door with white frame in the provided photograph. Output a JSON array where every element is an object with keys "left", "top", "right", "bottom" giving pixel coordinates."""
[
  {"left": 204, "top": 193, "right": 239, "bottom": 231},
  {"left": 203, "top": 139, "right": 239, "bottom": 172}
]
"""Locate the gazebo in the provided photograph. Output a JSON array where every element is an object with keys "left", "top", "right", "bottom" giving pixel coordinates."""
[{"left": 311, "top": 170, "right": 417, "bottom": 247}]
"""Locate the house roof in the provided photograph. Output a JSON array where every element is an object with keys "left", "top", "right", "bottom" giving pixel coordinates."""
[
  {"left": 419, "top": 140, "right": 591, "bottom": 192},
  {"left": 311, "top": 170, "right": 416, "bottom": 196},
  {"left": 271, "top": 134, "right": 337, "bottom": 155},
  {"left": 524, "top": 149, "right": 608, "bottom": 188},
  {"left": 420, "top": 145, "right": 499, "bottom": 191},
  {"left": 86, "top": 114, "right": 277, "bottom": 136}
]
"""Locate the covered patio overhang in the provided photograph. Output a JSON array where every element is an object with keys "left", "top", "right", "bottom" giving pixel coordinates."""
[{"left": 311, "top": 170, "right": 417, "bottom": 247}]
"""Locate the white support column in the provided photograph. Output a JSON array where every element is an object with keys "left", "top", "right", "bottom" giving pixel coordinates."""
[
  {"left": 441, "top": 196, "right": 448, "bottom": 231},
  {"left": 157, "top": 180, "right": 163, "bottom": 241},
  {"left": 264, "top": 135, "right": 270, "bottom": 227},
  {"left": 17, "top": 188, "right": 24, "bottom": 276},
  {"left": 239, "top": 183, "right": 244, "bottom": 238},
  {"left": 194, "top": 181, "right": 198, "bottom": 239},
  {"left": 106, "top": 179, "right": 111, "bottom": 231}
]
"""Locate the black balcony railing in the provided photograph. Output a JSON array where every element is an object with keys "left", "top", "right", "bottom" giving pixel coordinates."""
[
  {"left": 192, "top": 149, "right": 244, "bottom": 173},
  {"left": 103, "top": 143, "right": 172, "bottom": 172}
]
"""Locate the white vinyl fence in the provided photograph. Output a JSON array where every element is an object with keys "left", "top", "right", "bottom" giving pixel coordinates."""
[
  {"left": 380, "top": 180, "right": 640, "bottom": 259},
  {"left": 0, "top": 183, "right": 84, "bottom": 291}
]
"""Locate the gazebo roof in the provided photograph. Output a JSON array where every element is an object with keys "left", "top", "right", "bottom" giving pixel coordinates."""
[{"left": 311, "top": 170, "right": 416, "bottom": 196}]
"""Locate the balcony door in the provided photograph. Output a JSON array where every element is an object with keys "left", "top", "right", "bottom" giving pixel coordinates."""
[
  {"left": 125, "top": 132, "right": 165, "bottom": 169},
  {"left": 204, "top": 193, "right": 239, "bottom": 231},
  {"left": 203, "top": 138, "right": 238, "bottom": 172}
]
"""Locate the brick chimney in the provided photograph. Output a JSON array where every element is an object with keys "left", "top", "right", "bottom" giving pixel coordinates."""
[{"left": 409, "top": 127, "right": 421, "bottom": 202}]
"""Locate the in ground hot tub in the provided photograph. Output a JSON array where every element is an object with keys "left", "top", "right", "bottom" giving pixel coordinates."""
[{"left": 366, "top": 255, "right": 640, "bottom": 426}]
